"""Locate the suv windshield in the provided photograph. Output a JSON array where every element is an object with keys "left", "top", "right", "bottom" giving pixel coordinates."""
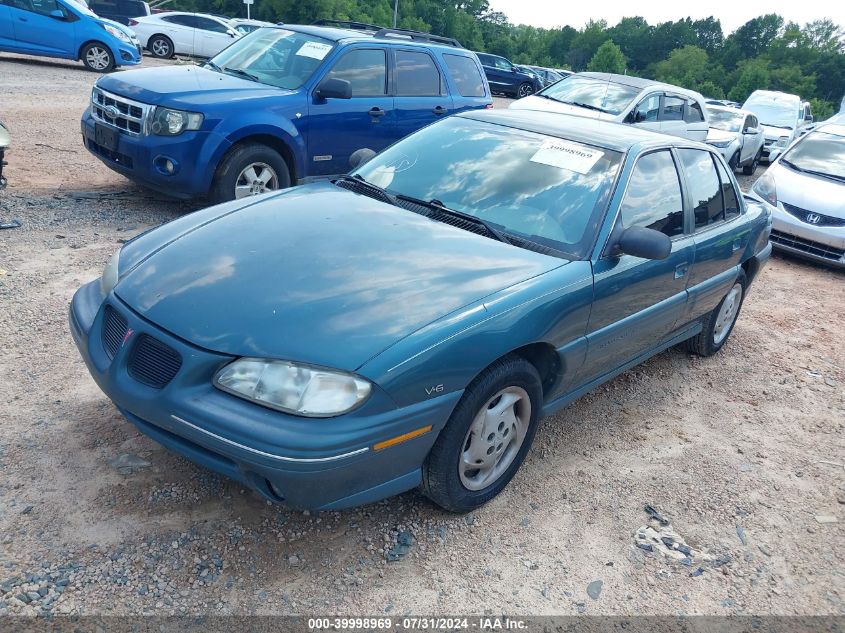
[
  {"left": 781, "top": 128, "right": 845, "bottom": 181},
  {"left": 744, "top": 101, "right": 797, "bottom": 129},
  {"left": 354, "top": 117, "right": 623, "bottom": 259},
  {"left": 209, "top": 28, "right": 335, "bottom": 90},
  {"left": 708, "top": 109, "right": 744, "bottom": 132},
  {"left": 536, "top": 76, "right": 640, "bottom": 116}
]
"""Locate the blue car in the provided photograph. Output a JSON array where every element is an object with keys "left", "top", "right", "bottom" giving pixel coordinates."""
[
  {"left": 80, "top": 23, "right": 492, "bottom": 202},
  {"left": 70, "top": 111, "right": 772, "bottom": 512},
  {"left": 0, "top": 0, "right": 141, "bottom": 71}
]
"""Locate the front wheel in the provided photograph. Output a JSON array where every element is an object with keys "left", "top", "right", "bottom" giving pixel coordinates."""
[
  {"left": 421, "top": 355, "right": 542, "bottom": 512},
  {"left": 81, "top": 43, "right": 114, "bottom": 73},
  {"left": 516, "top": 82, "right": 534, "bottom": 98},
  {"left": 683, "top": 270, "right": 747, "bottom": 357},
  {"left": 742, "top": 149, "right": 761, "bottom": 175},
  {"left": 210, "top": 142, "right": 291, "bottom": 204}
]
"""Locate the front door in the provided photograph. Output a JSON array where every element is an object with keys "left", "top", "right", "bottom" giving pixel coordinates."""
[
  {"left": 392, "top": 49, "right": 453, "bottom": 138},
  {"left": 659, "top": 93, "right": 688, "bottom": 139},
  {"left": 307, "top": 47, "right": 395, "bottom": 177},
  {"left": 628, "top": 93, "right": 662, "bottom": 134},
  {"left": 576, "top": 149, "right": 695, "bottom": 387},
  {"left": 6, "top": 0, "right": 75, "bottom": 56}
]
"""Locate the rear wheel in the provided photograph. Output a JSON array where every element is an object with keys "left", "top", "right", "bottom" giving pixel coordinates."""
[
  {"left": 81, "top": 42, "right": 114, "bottom": 72},
  {"left": 421, "top": 355, "right": 542, "bottom": 513},
  {"left": 516, "top": 82, "right": 534, "bottom": 98},
  {"left": 210, "top": 142, "right": 291, "bottom": 204},
  {"left": 148, "top": 35, "right": 174, "bottom": 59},
  {"left": 683, "top": 270, "right": 747, "bottom": 357}
]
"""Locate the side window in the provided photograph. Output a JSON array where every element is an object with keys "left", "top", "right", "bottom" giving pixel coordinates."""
[
  {"left": 715, "top": 158, "right": 741, "bottom": 220},
  {"left": 678, "top": 148, "right": 724, "bottom": 230},
  {"left": 29, "top": 0, "right": 61, "bottom": 14},
  {"left": 494, "top": 57, "right": 512, "bottom": 70},
  {"left": 163, "top": 15, "right": 196, "bottom": 27},
  {"left": 661, "top": 95, "right": 685, "bottom": 121},
  {"left": 750, "top": 115, "right": 758, "bottom": 129},
  {"left": 324, "top": 49, "right": 387, "bottom": 97},
  {"left": 685, "top": 99, "right": 704, "bottom": 123},
  {"left": 195, "top": 17, "right": 229, "bottom": 33},
  {"left": 443, "top": 54, "right": 485, "bottom": 97},
  {"left": 6, "top": 0, "right": 34, "bottom": 10},
  {"left": 619, "top": 150, "right": 685, "bottom": 238},
  {"left": 396, "top": 50, "right": 441, "bottom": 97},
  {"left": 631, "top": 94, "right": 660, "bottom": 123}
]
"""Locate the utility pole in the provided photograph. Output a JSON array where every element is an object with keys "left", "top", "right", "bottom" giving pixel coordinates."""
[{"left": 393, "top": 0, "right": 398, "bottom": 28}]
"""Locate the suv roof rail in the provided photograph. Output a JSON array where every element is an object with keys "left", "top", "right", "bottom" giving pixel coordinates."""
[
  {"left": 312, "top": 19, "right": 382, "bottom": 32},
  {"left": 372, "top": 27, "right": 462, "bottom": 48}
]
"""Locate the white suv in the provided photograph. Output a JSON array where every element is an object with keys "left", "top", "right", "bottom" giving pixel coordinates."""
[{"left": 509, "top": 72, "right": 709, "bottom": 142}]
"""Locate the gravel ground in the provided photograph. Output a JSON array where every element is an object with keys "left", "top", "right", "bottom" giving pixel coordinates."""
[{"left": 0, "top": 52, "right": 843, "bottom": 619}]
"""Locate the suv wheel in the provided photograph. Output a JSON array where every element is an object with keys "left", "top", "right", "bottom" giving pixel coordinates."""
[
  {"left": 211, "top": 142, "right": 291, "bottom": 204},
  {"left": 517, "top": 82, "right": 534, "bottom": 98},
  {"left": 81, "top": 43, "right": 114, "bottom": 73},
  {"left": 421, "top": 355, "right": 542, "bottom": 513},
  {"left": 148, "top": 35, "right": 174, "bottom": 59},
  {"left": 683, "top": 270, "right": 747, "bottom": 357}
]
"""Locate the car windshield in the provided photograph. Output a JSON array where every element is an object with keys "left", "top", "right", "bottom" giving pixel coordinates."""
[
  {"left": 744, "top": 101, "right": 797, "bottom": 129},
  {"left": 209, "top": 28, "right": 334, "bottom": 90},
  {"left": 536, "top": 76, "right": 640, "bottom": 115},
  {"left": 354, "top": 117, "right": 624, "bottom": 259},
  {"left": 64, "top": 0, "right": 97, "bottom": 17},
  {"left": 708, "top": 109, "right": 744, "bottom": 132},
  {"left": 781, "top": 128, "right": 845, "bottom": 181}
]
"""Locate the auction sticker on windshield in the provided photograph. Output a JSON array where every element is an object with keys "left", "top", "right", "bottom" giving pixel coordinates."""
[
  {"left": 296, "top": 41, "right": 333, "bottom": 60},
  {"left": 529, "top": 139, "right": 604, "bottom": 174}
]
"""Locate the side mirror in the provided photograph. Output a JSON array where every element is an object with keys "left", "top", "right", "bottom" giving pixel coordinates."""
[
  {"left": 349, "top": 148, "right": 376, "bottom": 169},
  {"left": 614, "top": 226, "right": 672, "bottom": 260},
  {"left": 315, "top": 77, "right": 352, "bottom": 100},
  {"left": 744, "top": 126, "right": 760, "bottom": 135},
  {"left": 768, "top": 148, "right": 782, "bottom": 162},
  {"left": 228, "top": 30, "right": 237, "bottom": 38},
  {"left": 805, "top": 114, "right": 813, "bottom": 123},
  {"left": 49, "top": 9, "right": 65, "bottom": 18}
]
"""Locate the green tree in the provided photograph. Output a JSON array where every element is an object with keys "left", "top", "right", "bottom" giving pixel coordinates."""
[
  {"left": 653, "top": 45, "right": 709, "bottom": 87},
  {"left": 809, "top": 98, "right": 835, "bottom": 121},
  {"left": 587, "top": 40, "right": 626, "bottom": 74},
  {"left": 727, "top": 58, "right": 770, "bottom": 102},
  {"left": 569, "top": 19, "right": 609, "bottom": 71}
]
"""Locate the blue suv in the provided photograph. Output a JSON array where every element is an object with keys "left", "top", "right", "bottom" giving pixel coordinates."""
[
  {"left": 0, "top": 0, "right": 141, "bottom": 72},
  {"left": 80, "top": 22, "right": 492, "bottom": 201}
]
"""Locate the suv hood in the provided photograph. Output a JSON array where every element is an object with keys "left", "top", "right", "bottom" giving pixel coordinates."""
[
  {"left": 509, "top": 95, "right": 613, "bottom": 120},
  {"left": 114, "top": 183, "right": 565, "bottom": 371},
  {"left": 762, "top": 124, "right": 794, "bottom": 142},
  {"left": 96, "top": 66, "right": 292, "bottom": 108}
]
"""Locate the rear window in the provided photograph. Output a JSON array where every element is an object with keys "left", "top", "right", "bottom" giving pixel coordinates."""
[{"left": 443, "top": 54, "right": 486, "bottom": 98}]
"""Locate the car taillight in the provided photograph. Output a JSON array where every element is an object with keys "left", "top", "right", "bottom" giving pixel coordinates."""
[
  {"left": 129, "top": 19, "right": 138, "bottom": 26},
  {"left": 485, "top": 104, "right": 493, "bottom": 109}
]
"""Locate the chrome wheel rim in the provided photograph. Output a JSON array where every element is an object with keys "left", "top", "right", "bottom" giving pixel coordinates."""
[
  {"left": 152, "top": 39, "right": 170, "bottom": 57},
  {"left": 459, "top": 386, "right": 531, "bottom": 491},
  {"left": 713, "top": 283, "right": 742, "bottom": 345},
  {"left": 234, "top": 162, "right": 279, "bottom": 199},
  {"left": 86, "top": 46, "right": 111, "bottom": 70},
  {"left": 518, "top": 84, "right": 533, "bottom": 98}
]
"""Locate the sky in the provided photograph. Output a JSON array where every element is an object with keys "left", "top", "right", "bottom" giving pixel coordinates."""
[{"left": 486, "top": 0, "right": 845, "bottom": 35}]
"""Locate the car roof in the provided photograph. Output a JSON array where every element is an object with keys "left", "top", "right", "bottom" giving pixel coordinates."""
[
  {"left": 456, "top": 109, "right": 698, "bottom": 153},
  {"left": 744, "top": 90, "right": 801, "bottom": 104},
  {"left": 275, "top": 24, "right": 468, "bottom": 52},
  {"left": 576, "top": 72, "right": 703, "bottom": 98}
]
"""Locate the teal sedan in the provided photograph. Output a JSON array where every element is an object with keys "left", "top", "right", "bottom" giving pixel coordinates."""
[{"left": 70, "top": 110, "right": 772, "bottom": 512}]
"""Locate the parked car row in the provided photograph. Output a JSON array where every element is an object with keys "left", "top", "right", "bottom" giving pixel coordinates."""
[{"left": 474, "top": 52, "right": 543, "bottom": 98}]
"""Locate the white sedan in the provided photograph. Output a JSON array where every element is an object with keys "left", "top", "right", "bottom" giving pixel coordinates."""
[{"left": 128, "top": 12, "right": 240, "bottom": 59}]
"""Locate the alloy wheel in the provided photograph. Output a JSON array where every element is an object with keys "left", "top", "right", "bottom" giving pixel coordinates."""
[
  {"left": 713, "top": 283, "right": 743, "bottom": 345},
  {"left": 86, "top": 47, "right": 111, "bottom": 71},
  {"left": 234, "top": 162, "right": 279, "bottom": 199},
  {"left": 151, "top": 39, "right": 170, "bottom": 57},
  {"left": 517, "top": 83, "right": 533, "bottom": 98}
]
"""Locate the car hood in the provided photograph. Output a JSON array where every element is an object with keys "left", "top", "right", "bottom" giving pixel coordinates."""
[
  {"left": 114, "top": 183, "right": 565, "bottom": 371},
  {"left": 508, "top": 96, "right": 614, "bottom": 120},
  {"left": 98, "top": 17, "right": 136, "bottom": 38},
  {"left": 96, "top": 66, "right": 291, "bottom": 108},
  {"left": 761, "top": 124, "right": 793, "bottom": 141},
  {"left": 706, "top": 129, "right": 736, "bottom": 143},
  {"left": 769, "top": 162, "right": 845, "bottom": 218}
]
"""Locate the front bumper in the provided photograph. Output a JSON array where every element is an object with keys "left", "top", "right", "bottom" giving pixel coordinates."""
[
  {"left": 69, "top": 279, "right": 461, "bottom": 509},
  {"left": 114, "top": 41, "right": 143, "bottom": 66},
  {"left": 80, "top": 110, "right": 228, "bottom": 199}
]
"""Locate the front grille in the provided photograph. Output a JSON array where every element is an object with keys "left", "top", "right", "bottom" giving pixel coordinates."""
[
  {"left": 102, "top": 305, "right": 128, "bottom": 360},
  {"left": 85, "top": 137, "right": 134, "bottom": 169},
  {"left": 91, "top": 87, "right": 150, "bottom": 136},
  {"left": 128, "top": 335, "right": 183, "bottom": 389},
  {"left": 770, "top": 230, "right": 845, "bottom": 261},
  {"left": 782, "top": 202, "right": 845, "bottom": 227}
]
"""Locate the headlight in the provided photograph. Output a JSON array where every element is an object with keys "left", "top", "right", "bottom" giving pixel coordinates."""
[
  {"left": 752, "top": 172, "right": 777, "bottom": 207},
  {"left": 215, "top": 358, "right": 372, "bottom": 417},
  {"left": 707, "top": 139, "right": 732, "bottom": 148},
  {"left": 102, "top": 24, "right": 132, "bottom": 44},
  {"left": 776, "top": 136, "right": 790, "bottom": 147},
  {"left": 150, "top": 107, "right": 203, "bottom": 136},
  {"left": 100, "top": 248, "right": 121, "bottom": 296}
]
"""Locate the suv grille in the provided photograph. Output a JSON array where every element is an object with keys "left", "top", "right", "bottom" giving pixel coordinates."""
[
  {"left": 770, "top": 230, "right": 845, "bottom": 261},
  {"left": 91, "top": 88, "right": 150, "bottom": 136},
  {"left": 102, "top": 305, "right": 129, "bottom": 360},
  {"left": 128, "top": 335, "right": 182, "bottom": 389},
  {"left": 782, "top": 202, "right": 845, "bottom": 228}
]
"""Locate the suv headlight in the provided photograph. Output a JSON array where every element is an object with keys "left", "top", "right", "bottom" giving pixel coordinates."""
[
  {"left": 150, "top": 107, "right": 203, "bottom": 136},
  {"left": 776, "top": 136, "right": 790, "bottom": 147},
  {"left": 752, "top": 171, "right": 777, "bottom": 207},
  {"left": 100, "top": 248, "right": 121, "bottom": 296},
  {"left": 102, "top": 24, "right": 132, "bottom": 44},
  {"left": 707, "top": 139, "right": 732, "bottom": 148},
  {"left": 215, "top": 358, "right": 372, "bottom": 417}
]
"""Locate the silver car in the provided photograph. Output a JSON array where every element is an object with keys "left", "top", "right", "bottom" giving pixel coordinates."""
[
  {"left": 748, "top": 122, "right": 845, "bottom": 269},
  {"left": 705, "top": 105, "right": 764, "bottom": 174}
]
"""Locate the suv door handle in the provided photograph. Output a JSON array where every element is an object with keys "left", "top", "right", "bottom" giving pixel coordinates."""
[
  {"left": 369, "top": 107, "right": 386, "bottom": 117},
  {"left": 432, "top": 106, "right": 448, "bottom": 115},
  {"left": 674, "top": 263, "right": 689, "bottom": 279}
]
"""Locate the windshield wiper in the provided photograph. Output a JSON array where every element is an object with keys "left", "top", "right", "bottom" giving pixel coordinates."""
[
  {"left": 223, "top": 66, "right": 260, "bottom": 82},
  {"left": 764, "top": 124, "right": 793, "bottom": 130},
  {"left": 334, "top": 174, "right": 396, "bottom": 203},
  {"left": 781, "top": 159, "right": 845, "bottom": 182},
  {"left": 395, "top": 194, "right": 512, "bottom": 244},
  {"left": 204, "top": 60, "right": 223, "bottom": 73}
]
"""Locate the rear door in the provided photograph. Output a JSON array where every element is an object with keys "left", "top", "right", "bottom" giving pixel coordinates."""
[
  {"left": 158, "top": 14, "right": 195, "bottom": 55},
  {"left": 4, "top": 0, "right": 75, "bottom": 56},
  {"left": 193, "top": 15, "right": 233, "bottom": 57},
  {"left": 307, "top": 46, "right": 395, "bottom": 177},
  {"left": 392, "top": 48, "right": 453, "bottom": 138},
  {"left": 442, "top": 52, "right": 490, "bottom": 112}
]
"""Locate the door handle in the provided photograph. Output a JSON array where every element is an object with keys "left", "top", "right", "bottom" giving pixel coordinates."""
[
  {"left": 368, "top": 107, "right": 386, "bottom": 118},
  {"left": 19, "top": 16, "right": 28, "bottom": 21},
  {"left": 732, "top": 239, "right": 743, "bottom": 252},
  {"left": 432, "top": 105, "right": 448, "bottom": 115},
  {"left": 674, "top": 263, "right": 689, "bottom": 279}
]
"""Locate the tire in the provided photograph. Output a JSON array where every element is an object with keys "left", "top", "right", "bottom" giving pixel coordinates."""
[
  {"left": 421, "top": 355, "right": 542, "bottom": 513},
  {"left": 148, "top": 35, "right": 174, "bottom": 59},
  {"left": 516, "top": 82, "right": 534, "bottom": 98},
  {"left": 742, "top": 149, "right": 761, "bottom": 175},
  {"left": 683, "top": 269, "right": 747, "bottom": 357},
  {"left": 210, "top": 142, "right": 291, "bottom": 204},
  {"left": 728, "top": 150, "right": 739, "bottom": 171},
  {"left": 81, "top": 42, "right": 115, "bottom": 73}
]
